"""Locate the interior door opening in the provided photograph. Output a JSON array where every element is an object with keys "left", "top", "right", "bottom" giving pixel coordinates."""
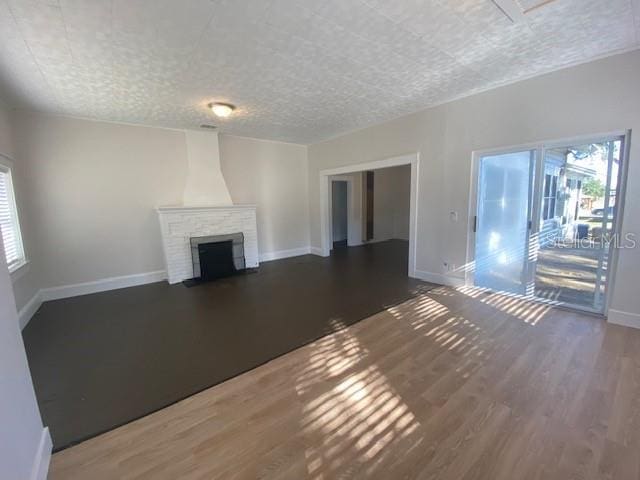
[
  {"left": 331, "top": 180, "right": 348, "bottom": 249},
  {"left": 365, "top": 171, "right": 374, "bottom": 241}
]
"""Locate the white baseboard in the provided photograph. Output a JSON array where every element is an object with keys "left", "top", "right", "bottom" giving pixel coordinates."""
[
  {"left": 413, "top": 269, "right": 465, "bottom": 287},
  {"left": 30, "top": 427, "right": 52, "bottom": 480},
  {"left": 310, "top": 246, "right": 325, "bottom": 256},
  {"left": 607, "top": 309, "right": 640, "bottom": 330},
  {"left": 40, "top": 270, "right": 167, "bottom": 302},
  {"left": 18, "top": 292, "right": 43, "bottom": 330},
  {"left": 259, "top": 246, "right": 311, "bottom": 262}
]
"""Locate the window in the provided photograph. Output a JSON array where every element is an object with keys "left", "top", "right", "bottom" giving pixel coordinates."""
[
  {"left": 0, "top": 161, "right": 25, "bottom": 271},
  {"left": 542, "top": 173, "right": 558, "bottom": 221}
]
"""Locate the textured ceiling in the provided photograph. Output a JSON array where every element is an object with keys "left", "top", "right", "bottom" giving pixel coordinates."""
[{"left": 0, "top": 0, "right": 638, "bottom": 144}]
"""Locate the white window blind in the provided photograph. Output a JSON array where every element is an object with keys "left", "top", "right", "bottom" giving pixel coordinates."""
[{"left": 0, "top": 166, "right": 24, "bottom": 270}]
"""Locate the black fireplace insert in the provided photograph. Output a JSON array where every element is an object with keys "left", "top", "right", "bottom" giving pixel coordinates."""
[
  {"left": 187, "top": 232, "right": 246, "bottom": 285},
  {"left": 198, "top": 240, "right": 235, "bottom": 280}
]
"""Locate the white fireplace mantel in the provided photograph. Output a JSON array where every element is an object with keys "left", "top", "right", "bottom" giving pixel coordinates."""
[
  {"left": 157, "top": 204, "right": 257, "bottom": 213},
  {"left": 157, "top": 205, "right": 259, "bottom": 284}
]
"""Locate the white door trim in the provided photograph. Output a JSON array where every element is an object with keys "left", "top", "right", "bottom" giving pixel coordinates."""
[{"left": 319, "top": 153, "right": 419, "bottom": 278}]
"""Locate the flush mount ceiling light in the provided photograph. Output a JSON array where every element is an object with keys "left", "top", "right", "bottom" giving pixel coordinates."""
[{"left": 208, "top": 102, "right": 235, "bottom": 118}]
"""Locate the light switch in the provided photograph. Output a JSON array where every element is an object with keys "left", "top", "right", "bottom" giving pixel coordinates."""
[{"left": 449, "top": 211, "right": 458, "bottom": 222}]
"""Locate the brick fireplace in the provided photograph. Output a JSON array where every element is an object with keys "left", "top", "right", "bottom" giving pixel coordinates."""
[
  {"left": 157, "top": 205, "right": 259, "bottom": 284},
  {"left": 156, "top": 130, "right": 259, "bottom": 284}
]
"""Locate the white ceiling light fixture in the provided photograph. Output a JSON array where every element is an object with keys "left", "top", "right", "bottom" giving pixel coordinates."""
[{"left": 208, "top": 102, "right": 235, "bottom": 118}]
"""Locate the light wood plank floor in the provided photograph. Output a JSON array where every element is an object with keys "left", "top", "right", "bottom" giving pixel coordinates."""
[{"left": 50, "top": 286, "right": 640, "bottom": 479}]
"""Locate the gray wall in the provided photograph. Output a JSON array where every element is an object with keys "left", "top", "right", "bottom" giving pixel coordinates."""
[{"left": 308, "top": 50, "right": 640, "bottom": 321}]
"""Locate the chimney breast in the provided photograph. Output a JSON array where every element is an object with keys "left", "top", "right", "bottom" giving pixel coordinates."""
[{"left": 182, "top": 130, "right": 233, "bottom": 206}]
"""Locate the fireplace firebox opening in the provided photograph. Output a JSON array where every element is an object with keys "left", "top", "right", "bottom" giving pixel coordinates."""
[{"left": 186, "top": 233, "right": 246, "bottom": 286}]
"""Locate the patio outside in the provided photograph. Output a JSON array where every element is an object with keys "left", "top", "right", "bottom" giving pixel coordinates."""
[{"left": 534, "top": 240, "right": 606, "bottom": 308}]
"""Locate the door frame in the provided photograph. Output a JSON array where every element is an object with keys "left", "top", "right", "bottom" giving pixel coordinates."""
[
  {"left": 319, "top": 153, "right": 420, "bottom": 278},
  {"left": 465, "top": 130, "right": 631, "bottom": 315}
]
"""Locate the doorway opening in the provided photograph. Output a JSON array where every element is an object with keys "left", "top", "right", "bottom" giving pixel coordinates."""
[
  {"left": 320, "top": 154, "right": 419, "bottom": 278},
  {"left": 468, "top": 132, "right": 630, "bottom": 314},
  {"left": 365, "top": 171, "right": 374, "bottom": 241},
  {"left": 327, "top": 166, "right": 411, "bottom": 254},
  {"left": 331, "top": 180, "right": 348, "bottom": 249}
]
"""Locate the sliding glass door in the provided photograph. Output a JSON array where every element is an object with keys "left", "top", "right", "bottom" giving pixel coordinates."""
[{"left": 471, "top": 134, "right": 627, "bottom": 314}]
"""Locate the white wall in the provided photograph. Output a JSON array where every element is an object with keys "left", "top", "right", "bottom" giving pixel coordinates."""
[
  {"left": 0, "top": 206, "right": 50, "bottom": 479},
  {"left": 308, "top": 50, "right": 640, "bottom": 321},
  {"left": 218, "top": 134, "right": 309, "bottom": 256},
  {"left": 11, "top": 112, "right": 187, "bottom": 306},
  {"left": 10, "top": 113, "right": 309, "bottom": 312}
]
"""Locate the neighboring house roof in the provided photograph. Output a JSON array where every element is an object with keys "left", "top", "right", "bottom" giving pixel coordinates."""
[
  {"left": 566, "top": 163, "right": 598, "bottom": 178},
  {"left": 544, "top": 152, "right": 598, "bottom": 179}
]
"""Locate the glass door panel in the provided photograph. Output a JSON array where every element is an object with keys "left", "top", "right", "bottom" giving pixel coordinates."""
[
  {"left": 533, "top": 139, "right": 622, "bottom": 313},
  {"left": 474, "top": 150, "right": 534, "bottom": 295}
]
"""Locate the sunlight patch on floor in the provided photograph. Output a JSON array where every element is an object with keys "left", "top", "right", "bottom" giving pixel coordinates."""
[
  {"left": 296, "top": 318, "right": 421, "bottom": 479},
  {"left": 456, "top": 285, "right": 552, "bottom": 325}
]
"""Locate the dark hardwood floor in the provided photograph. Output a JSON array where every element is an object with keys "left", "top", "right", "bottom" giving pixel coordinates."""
[{"left": 23, "top": 240, "right": 433, "bottom": 450}]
